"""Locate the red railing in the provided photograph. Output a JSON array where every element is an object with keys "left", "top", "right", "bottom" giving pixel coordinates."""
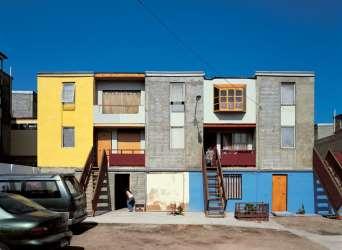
[
  {"left": 214, "top": 147, "right": 227, "bottom": 211},
  {"left": 326, "top": 150, "right": 342, "bottom": 181},
  {"left": 109, "top": 149, "right": 145, "bottom": 166},
  {"left": 313, "top": 148, "right": 342, "bottom": 211},
  {"left": 220, "top": 150, "right": 256, "bottom": 167}
]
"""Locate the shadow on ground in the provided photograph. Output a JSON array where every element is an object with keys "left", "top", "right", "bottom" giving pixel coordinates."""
[{"left": 71, "top": 222, "right": 98, "bottom": 235}]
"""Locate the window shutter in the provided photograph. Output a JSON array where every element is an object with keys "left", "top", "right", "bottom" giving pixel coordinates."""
[
  {"left": 224, "top": 174, "right": 242, "bottom": 199},
  {"left": 170, "top": 83, "right": 184, "bottom": 103},
  {"left": 62, "top": 83, "right": 75, "bottom": 103},
  {"left": 281, "top": 127, "right": 295, "bottom": 148},
  {"left": 281, "top": 83, "right": 295, "bottom": 105},
  {"left": 63, "top": 127, "right": 75, "bottom": 147}
]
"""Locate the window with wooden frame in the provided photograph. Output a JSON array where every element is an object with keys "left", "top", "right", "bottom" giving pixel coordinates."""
[{"left": 214, "top": 84, "right": 246, "bottom": 112}]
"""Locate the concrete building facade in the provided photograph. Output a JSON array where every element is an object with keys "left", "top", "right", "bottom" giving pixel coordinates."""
[{"left": 36, "top": 70, "right": 316, "bottom": 214}]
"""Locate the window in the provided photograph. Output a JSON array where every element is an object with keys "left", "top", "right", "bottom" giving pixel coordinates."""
[
  {"left": 62, "top": 82, "right": 75, "bottom": 104},
  {"left": 223, "top": 174, "right": 242, "bottom": 199},
  {"left": 23, "top": 181, "right": 61, "bottom": 199},
  {"left": 214, "top": 85, "right": 246, "bottom": 112},
  {"left": 102, "top": 90, "right": 140, "bottom": 114},
  {"left": 0, "top": 181, "right": 22, "bottom": 194},
  {"left": 63, "top": 127, "right": 75, "bottom": 147},
  {"left": 170, "top": 127, "right": 184, "bottom": 149},
  {"left": 63, "top": 176, "right": 82, "bottom": 197},
  {"left": 281, "top": 82, "right": 295, "bottom": 105},
  {"left": 170, "top": 83, "right": 185, "bottom": 112},
  {"left": 281, "top": 126, "right": 295, "bottom": 148},
  {"left": 221, "top": 132, "right": 253, "bottom": 151}
]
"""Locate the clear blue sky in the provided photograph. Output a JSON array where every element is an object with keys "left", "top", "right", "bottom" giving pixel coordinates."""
[{"left": 1, "top": 0, "right": 341, "bottom": 123}]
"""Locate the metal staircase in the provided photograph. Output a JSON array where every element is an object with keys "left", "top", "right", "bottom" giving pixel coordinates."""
[
  {"left": 313, "top": 148, "right": 342, "bottom": 218},
  {"left": 202, "top": 147, "right": 227, "bottom": 217}
]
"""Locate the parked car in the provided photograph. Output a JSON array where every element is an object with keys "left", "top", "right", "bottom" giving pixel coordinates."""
[
  {"left": 0, "top": 192, "right": 72, "bottom": 249},
  {"left": 0, "top": 174, "right": 87, "bottom": 225}
]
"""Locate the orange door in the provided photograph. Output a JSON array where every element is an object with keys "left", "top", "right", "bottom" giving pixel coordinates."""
[
  {"left": 97, "top": 131, "right": 111, "bottom": 166},
  {"left": 272, "top": 175, "right": 287, "bottom": 211},
  {"left": 117, "top": 130, "right": 141, "bottom": 154}
]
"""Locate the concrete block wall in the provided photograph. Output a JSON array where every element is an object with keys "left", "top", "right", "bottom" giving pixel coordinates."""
[
  {"left": 12, "top": 91, "right": 37, "bottom": 118},
  {"left": 256, "top": 74, "right": 314, "bottom": 170},
  {"left": 145, "top": 74, "right": 203, "bottom": 171}
]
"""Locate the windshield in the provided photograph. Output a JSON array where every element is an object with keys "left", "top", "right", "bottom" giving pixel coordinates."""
[
  {"left": 63, "top": 176, "right": 82, "bottom": 197},
  {"left": 0, "top": 193, "right": 45, "bottom": 215}
]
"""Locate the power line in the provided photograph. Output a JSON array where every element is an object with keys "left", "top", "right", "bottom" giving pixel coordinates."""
[{"left": 135, "top": 0, "right": 260, "bottom": 107}]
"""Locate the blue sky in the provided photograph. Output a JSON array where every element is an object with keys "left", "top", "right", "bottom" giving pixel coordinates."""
[{"left": 1, "top": 0, "right": 341, "bottom": 123}]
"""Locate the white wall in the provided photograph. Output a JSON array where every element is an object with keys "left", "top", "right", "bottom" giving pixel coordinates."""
[
  {"left": 203, "top": 78, "right": 256, "bottom": 124},
  {"left": 146, "top": 172, "right": 189, "bottom": 211}
]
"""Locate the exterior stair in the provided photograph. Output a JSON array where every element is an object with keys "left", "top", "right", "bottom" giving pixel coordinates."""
[
  {"left": 202, "top": 148, "right": 227, "bottom": 217},
  {"left": 313, "top": 148, "right": 342, "bottom": 218},
  {"left": 80, "top": 148, "right": 111, "bottom": 216}
]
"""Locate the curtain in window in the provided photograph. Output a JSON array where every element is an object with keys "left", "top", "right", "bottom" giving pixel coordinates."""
[
  {"left": 281, "top": 83, "right": 295, "bottom": 105},
  {"left": 222, "top": 132, "right": 253, "bottom": 150},
  {"left": 62, "top": 83, "right": 75, "bottom": 103},
  {"left": 281, "top": 127, "right": 295, "bottom": 147},
  {"left": 170, "top": 83, "right": 184, "bottom": 103},
  {"left": 102, "top": 91, "right": 140, "bottom": 114}
]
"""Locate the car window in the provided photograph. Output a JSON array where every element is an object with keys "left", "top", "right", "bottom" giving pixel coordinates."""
[
  {"left": 24, "top": 181, "right": 61, "bottom": 199},
  {"left": 0, "top": 194, "right": 45, "bottom": 215},
  {"left": 0, "top": 181, "right": 22, "bottom": 194},
  {"left": 63, "top": 177, "right": 82, "bottom": 197}
]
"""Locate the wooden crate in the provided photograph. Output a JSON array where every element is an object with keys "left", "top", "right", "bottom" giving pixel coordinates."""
[{"left": 235, "top": 202, "right": 269, "bottom": 221}]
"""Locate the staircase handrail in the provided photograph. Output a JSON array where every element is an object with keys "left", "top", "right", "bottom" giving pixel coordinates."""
[
  {"left": 214, "top": 147, "right": 227, "bottom": 211},
  {"left": 91, "top": 149, "right": 108, "bottom": 216},
  {"left": 79, "top": 146, "right": 94, "bottom": 191}
]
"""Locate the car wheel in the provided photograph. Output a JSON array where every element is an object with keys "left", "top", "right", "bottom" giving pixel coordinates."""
[{"left": 0, "top": 242, "right": 9, "bottom": 250}]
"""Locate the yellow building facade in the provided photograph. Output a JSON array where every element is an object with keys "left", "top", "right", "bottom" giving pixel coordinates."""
[{"left": 37, "top": 73, "right": 94, "bottom": 168}]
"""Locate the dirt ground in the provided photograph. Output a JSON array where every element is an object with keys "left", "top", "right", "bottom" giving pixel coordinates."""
[
  {"left": 68, "top": 223, "right": 326, "bottom": 250},
  {"left": 273, "top": 216, "right": 342, "bottom": 235}
]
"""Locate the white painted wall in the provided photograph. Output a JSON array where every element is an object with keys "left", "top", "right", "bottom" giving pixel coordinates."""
[
  {"left": 146, "top": 172, "right": 189, "bottom": 211},
  {"left": 204, "top": 78, "right": 256, "bottom": 124}
]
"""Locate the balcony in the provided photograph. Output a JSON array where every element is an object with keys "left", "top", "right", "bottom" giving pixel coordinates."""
[
  {"left": 108, "top": 149, "right": 145, "bottom": 166},
  {"left": 220, "top": 150, "right": 256, "bottom": 167},
  {"left": 93, "top": 105, "right": 145, "bottom": 126}
]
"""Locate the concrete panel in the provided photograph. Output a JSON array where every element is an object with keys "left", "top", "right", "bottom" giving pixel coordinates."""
[
  {"left": 146, "top": 172, "right": 189, "bottom": 211},
  {"left": 281, "top": 106, "right": 295, "bottom": 126},
  {"left": 203, "top": 78, "right": 256, "bottom": 124}
]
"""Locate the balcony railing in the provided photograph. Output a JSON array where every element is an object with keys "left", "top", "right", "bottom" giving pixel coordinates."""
[
  {"left": 220, "top": 150, "right": 256, "bottom": 167},
  {"left": 107, "top": 149, "right": 145, "bottom": 166}
]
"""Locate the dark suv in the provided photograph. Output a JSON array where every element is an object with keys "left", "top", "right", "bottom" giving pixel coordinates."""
[{"left": 0, "top": 174, "right": 87, "bottom": 225}]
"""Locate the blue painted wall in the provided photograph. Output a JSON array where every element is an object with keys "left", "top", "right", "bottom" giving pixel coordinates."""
[{"left": 188, "top": 171, "right": 315, "bottom": 214}]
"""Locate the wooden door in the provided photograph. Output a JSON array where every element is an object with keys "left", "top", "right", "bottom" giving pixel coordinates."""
[
  {"left": 117, "top": 130, "right": 141, "bottom": 154},
  {"left": 272, "top": 175, "right": 287, "bottom": 212},
  {"left": 97, "top": 131, "right": 111, "bottom": 166}
]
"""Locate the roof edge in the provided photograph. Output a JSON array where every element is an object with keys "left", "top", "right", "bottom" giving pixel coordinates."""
[
  {"left": 145, "top": 71, "right": 204, "bottom": 77},
  {"left": 255, "top": 71, "right": 315, "bottom": 77}
]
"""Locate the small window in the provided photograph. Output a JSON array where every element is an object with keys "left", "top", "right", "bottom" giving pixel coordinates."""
[
  {"left": 170, "top": 127, "right": 184, "bottom": 149},
  {"left": 223, "top": 174, "right": 242, "bottom": 199},
  {"left": 281, "top": 82, "right": 295, "bottom": 105},
  {"left": 281, "top": 126, "right": 295, "bottom": 148},
  {"left": 63, "top": 127, "right": 75, "bottom": 147},
  {"left": 170, "top": 82, "right": 185, "bottom": 103},
  {"left": 62, "top": 82, "right": 75, "bottom": 104},
  {"left": 214, "top": 85, "right": 246, "bottom": 112},
  {"left": 23, "top": 181, "right": 61, "bottom": 199}
]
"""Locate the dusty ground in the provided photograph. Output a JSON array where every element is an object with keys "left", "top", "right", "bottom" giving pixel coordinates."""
[
  {"left": 68, "top": 223, "right": 326, "bottom": 250},
  {"left": 273, "top": 216, "right": 342, "bottom": 235}
]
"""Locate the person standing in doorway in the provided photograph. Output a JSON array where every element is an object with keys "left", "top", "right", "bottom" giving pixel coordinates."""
[{"left": 126, "top": 189, "right": 135, "bottom": 212}]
